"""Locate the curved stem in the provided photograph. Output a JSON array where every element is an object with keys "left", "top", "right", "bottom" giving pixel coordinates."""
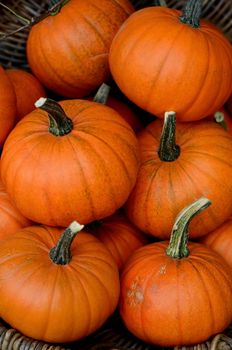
[
  {"left": 214, "top": 111, "right": 227, "bottom": 131},
  {"left": 158, "top": 111, "right": 180, "bottom": 162},
  {"left": 93, "top": 83, "right": 111, "bottom": 105},
  {"left": 35, "top": 97, "right": 73, "bottom": 136},
  {"left": 179, "top": 0, "right": 202, "bottom": 28},
  {"left": 50, "top": 221, "right": 84, "bottom": 265},
  {"left": 166, "top": 198, "right": 211, "bottom": 259}
]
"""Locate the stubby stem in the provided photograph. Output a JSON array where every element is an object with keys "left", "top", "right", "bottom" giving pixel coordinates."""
[
  {"left": 50, "top": 221, "right": 84, "bottom": 265},
  {"left": 93, "top": 83, "right": 111, "bottom": 105},
  {"left": 214, "top": 111, "right": 227, "bottom": 131},
  {"left": 179, "top": 0, "right": 202, "bottom": 28},
  {"left": 158, "top": 111, "right": 180, "bottom": 162},
  {"left": 166, "top": 198, "right": 211, "bottom": 259},
  {"left": 35, "top": 97, "right": 73, "bottom": 136}
]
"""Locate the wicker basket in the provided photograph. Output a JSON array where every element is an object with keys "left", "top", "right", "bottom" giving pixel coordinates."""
[{"left": 0, "top": 1, "right": 232, "bottom": 349}]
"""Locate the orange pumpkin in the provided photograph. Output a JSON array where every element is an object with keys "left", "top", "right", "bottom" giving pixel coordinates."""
[
  {"left": 200, "top": 218, "right": 232, "bottom": 268},
  {"left": 27, "top": 0, "right": 134, "bottom": 98},
  {"left": 125, "top": 112, "right": 232, "bottom": 239},
  {"left": 109, "top": 0, "right": 232, "bottom": 121},
  {"left": 0, "top": 66, "right": 16, "bottom": 147},
  {"left": 6, "top": 68, "right": 46, "bottom": 122},
  {"left": 0, "top": 221, "right": 120, "bottom": 342},
  {"left": 1, "top": 98, "right": 139, "bottom": 227},
  {"left": 120, "top": 198, "right": 232, "bottom": 346},
  {"left": 91, "top": 84, "right": 143, "bottom": 133},
  {"left": 0, "top": 177, "right": 32, "bottom": 240},
  {"left": 87, "top": 211, "right": 147, "bottom": 270}
]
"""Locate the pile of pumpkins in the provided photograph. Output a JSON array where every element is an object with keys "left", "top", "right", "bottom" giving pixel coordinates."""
[{"left": 0, "top": 0, "right": 232, "bottom": 347}]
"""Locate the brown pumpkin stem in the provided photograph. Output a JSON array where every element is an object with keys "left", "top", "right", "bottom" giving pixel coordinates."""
[
  {"left": 179, "top": 0, "right": 202, "bottom": 28},
  {"left": 93, "top": 83, "right": 111, "bottom": 105},
  {"left": 158, "top": 111, "right": 180, "bottom": 162},
  {"left": 166, "top": 198, "right": 211, "bottom": 259},
  {"left": 35, "top": 97, "right": 73, "bottom": 136},
  {"left": 50, "top": 221, "right": 84, "bottom": 265},
  {"left": 214, "top": 111, "right": 227, "bottom": 130}
]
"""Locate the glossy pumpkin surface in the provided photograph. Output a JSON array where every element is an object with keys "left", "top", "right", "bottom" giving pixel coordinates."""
[
  {"left": 87, "top": 211, "right": 147, "bottom": 270},
  {"left": 0, "top": 224, "right": 120, "bottom": 342},
  {"left": 6, "top": 68, "right": 46, "bottom": 122},
  {"left": 120, "top": 199, "right": 232, "bottom": 346},
  {"left": 1, "top": 99, "right": 139, "bottom": 227},
  {"left": 125, "top": 117, "right": 232, "bottom": 239},
  {"left": 109, "top": 6, "right": 232, "bottom": 121},
  {"left": 27, "top": 0, "right": 134, "bottom": 98},
  {"left": 0, "top": 66, "right": 16, "bottom": 147}
]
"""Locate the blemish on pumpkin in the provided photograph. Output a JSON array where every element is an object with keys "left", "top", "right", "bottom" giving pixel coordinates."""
[
  {"left": 126, "top": 277, "right": 144, "bottom": 306},
  {"left": 158, "top": 264, "right": 167, "bottom": 275}
]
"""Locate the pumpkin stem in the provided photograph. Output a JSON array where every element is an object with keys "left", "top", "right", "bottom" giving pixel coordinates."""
[
  {"left": 35, "top": 97, "right": 73, "bottom": 136},
  {"left": 214, "top": 111, "right": 227, "bottom": 131},
  {"left": 93, "top": 83, "right": 111, "bottom": 105},
  {"left": 50, "top": 221, "right": 84, "bottom": 265},
  {"left": 158, "top": 111, "right": 180, "bottom": 162},
  {"left": 179, "top": 0, "right": 202, "bottom": 28},
  {"left": 166, "top": 198, "right": 211, "bottom": 259}
]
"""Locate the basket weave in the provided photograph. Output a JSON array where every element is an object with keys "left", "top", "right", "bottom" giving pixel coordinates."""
[{"left": 0, "top": 0, "right": 232, "bottom": 349}]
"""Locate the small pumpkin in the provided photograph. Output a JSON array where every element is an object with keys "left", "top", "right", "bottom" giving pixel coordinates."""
[
  {"left": 109, "top": 0, "right": 232, "bottom": 121},
  {"left": 0, "top": 66, "right": 16, "bottom": 147},
  {"left": 87, "top": 211, "right": 147, "bottom": 270},
  {"left": 200, "top": 218, "right": 232, "bottom": 268},
  {"left": 27, "top": 0, "right": 134, "bottom": 98},
  {"left": 0, "top": 176, "right": 32, "bottom": 240},
  {"left": 120, "top": 198, "right": 232, "bottom": 346},
  {"left": 0, "top": 221, "right": 120, "bottom": 343},
  {"left": 91, "top": 84, "right": 143, "bottom": 133},
  {"left": 6, "top": 68, "right": 46, "bottom": 122},
  {"left": 125, "top": 112, "right": 232, "bottom": 239},
  {"left": 1, "top": 98, "right": 139, "bottom": 227}
]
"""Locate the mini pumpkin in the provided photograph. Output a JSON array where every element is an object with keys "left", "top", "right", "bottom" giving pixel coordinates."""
[
  {"left": 27, "top": 0, "right": 134, "bottom": 98},
  {"left": 109, "top": 0, "right": 232, "bottom": 121},
  {"left": 120, "top": 198, "right": 232, "bottom": 346},
  {"left": 0, "top": 221, "right": 120, "bottom": 342},
  {"left": 1, "top": 98, "right": 139, "bottom": 227}
]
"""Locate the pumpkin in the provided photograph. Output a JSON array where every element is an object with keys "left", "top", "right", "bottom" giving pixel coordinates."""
[
  {"left": 1, "top": 98, "right": 139, "bottom": 227},
  {"left": 5, "top": 68, "right": 46, "bottom": 122},
  {"left": 0, "top": 221, "right": 120, "bottom": 342},
  {"left": 91, "top": 83, "right": 143, "bottom": 133},
  {"left": 26, "top": 0, "right": 134, "bottom": 98},
  {"left": 125, "top": 112, "right": 232, "bottom": 239},
  {"left": 200, "top": 218, "right": 232, "bottom": 268},
  {"left": 0, "top": 66, "right": 16, "bottom": 147},
  {"left": 0, "top": 176, "right": 32, "bottom": 240},
  {"left": 86, "top": 211, "right": 147, "bottom": 270},
  {"left": 120, "top": 198, "right": 232, "bottom": 346},
  {"left": 109, "top": 0, "right": 232, "bottom": 121}
]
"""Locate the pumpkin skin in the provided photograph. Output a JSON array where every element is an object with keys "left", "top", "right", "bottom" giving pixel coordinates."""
[
  {"left": 0, "top": 224, "right": 120, "bottom": 342},
  {"left": 27, "top": 0, "right": 134, "bottom": 98},
  {"left": 120, "top": 240, "right": 232, "bottom": 347},
  {"left": 0, "top": 66, "right": 16, "bottom": 147},
  {"left": 125, "top": 118, "right": 232, "bottom": 239},
  {"left": 200, "top": 218, "right": 232, "bottom": 268},
  {"left": 1, "top": 99, "right": 139, "bottom": 227},
  {"left": 109, "top": 7, "right": 232, "bottom": 121},
  {"left": 87, "top": 211, "right": 147, "bottom": 270},
  {"left": 5, "top": 69, "right": 46, "bottom": 122},
  {"left": 0, "top": 177, "right": 32, "bottom": 240}
]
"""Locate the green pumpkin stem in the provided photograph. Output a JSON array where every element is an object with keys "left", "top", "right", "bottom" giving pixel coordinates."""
[
  {"left": 179, "top": 0, "right": 202, "bottom": 28},
  {"left": 93, "top": 83, "right": 111, "bottom": 105},
  {"left": 158, "top": 111, "right": 180, "bottom": 162},
  {"left": 166, "top": 198, "right": 211, "bottom": 259},
  {"left": 214, "top": 111, "right": 227, "bottom": 131},
  {"left": 35, "top": 97, "right": 73, "bottom": 136},
  {"left": 50, "top": 221, "right": 84, "bottom": 265}
]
